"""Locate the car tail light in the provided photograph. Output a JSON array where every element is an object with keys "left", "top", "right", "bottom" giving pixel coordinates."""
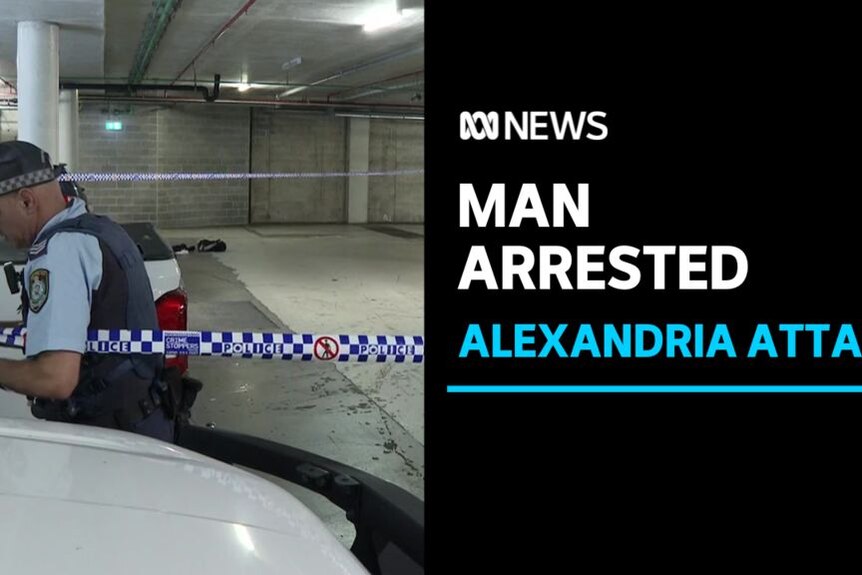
[{"left": 156, "top": 288, "right": 188, "bottom": 374}]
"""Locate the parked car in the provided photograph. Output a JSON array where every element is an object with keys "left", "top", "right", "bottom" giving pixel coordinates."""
[{"left": 0, "top": 417, "right": 373, "bottom": 574}]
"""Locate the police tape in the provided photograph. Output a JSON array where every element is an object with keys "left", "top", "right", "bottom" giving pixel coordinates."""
[
  {"left": 1, "top": 326, "right": 24, "bottom": 349},
  {"left": 0, "top": 327, "right": 424, "bottom": 363},
  {"left": 58, "top": 169, "right": 424, "bottom": 183}
]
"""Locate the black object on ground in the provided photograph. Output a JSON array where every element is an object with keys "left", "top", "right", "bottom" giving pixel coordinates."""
[
  {"left": 196, "top": 239, "right": 227, "bottom": 252},
  {"left": 171, "top": 243, "right": 195, "bottom": 254},
  {"left": 172, "top": 239, "right": 227, "bottom": 254}
]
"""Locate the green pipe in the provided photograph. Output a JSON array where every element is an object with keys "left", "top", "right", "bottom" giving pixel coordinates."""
[{"left": 128, "top": 0, "right": 182, "bottom": 84}]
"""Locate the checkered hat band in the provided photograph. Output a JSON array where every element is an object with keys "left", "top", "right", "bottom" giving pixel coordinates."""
[{"left": 0, "top": 167, "right": 55, "bottom": 194}]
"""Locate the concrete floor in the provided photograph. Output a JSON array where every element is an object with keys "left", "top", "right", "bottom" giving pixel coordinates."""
[{"left": 159, "top": 224, "right": 424, "bottom": 545}]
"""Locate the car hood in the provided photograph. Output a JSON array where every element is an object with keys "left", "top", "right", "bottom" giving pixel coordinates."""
[{"left": 0, "top": 418, "right": 368, "bottom": 575}]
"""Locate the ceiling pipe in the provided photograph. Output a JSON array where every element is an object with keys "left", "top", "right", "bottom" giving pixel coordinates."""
[
  {"left": 76, "top": 94, "right": 424, "bottom": 115},
  {"left": 128, "top": 0, "right": 183, "bottom": 84},
  {"left": 171, "top": 0, "right": 258, "bottom": 85},
  {"left": 332, "top": 79, "right": 424, "bottom": 102},
  {"left": 0, "top": 76, "right": 16, "bottom": 92},
  {"left": 205, "top": 74, "right": 220, "bottom": 101},
  {"left": 61, "top": 74, "right": 220, "bottom": 102},
  {"left": 279, "top": 45, "right": 423, "bottom": 98},
  {"left": 328, "top": 69, "right": 424, "bottom": 102}
]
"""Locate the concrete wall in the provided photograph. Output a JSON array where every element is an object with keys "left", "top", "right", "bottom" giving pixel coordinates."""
[
  {"left": 368, "top": 119, "right": 424, "bottom": 223},
  {"left": 2, "top": 105, "right": 424, "bottom": 226},
  {"left": 78, "top": 104, "right": 159, "bottom": 222},
  {"left": 250, "top": 110, "right": 347, "bottom": 223},
  {"left": 154, "top": 106, "right": 249, "bottom": 227},
  {"left": 0, "top": 109, "right": 18, "bottom": 142},
  {"left": 79, "top": 104, "right": 249, "bottom": 227}
]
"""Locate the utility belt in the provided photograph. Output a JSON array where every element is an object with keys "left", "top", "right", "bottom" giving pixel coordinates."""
[{"left": 30, "top": 359, "right": 201, "bottom": 432}]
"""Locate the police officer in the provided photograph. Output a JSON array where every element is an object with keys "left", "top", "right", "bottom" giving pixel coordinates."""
[{"left": 0, "top": 140, "right": 174, "bottom": 442}]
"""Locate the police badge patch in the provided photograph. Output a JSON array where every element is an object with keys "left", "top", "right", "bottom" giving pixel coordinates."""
[{"left": 29, "top": 269, "right": 49, "bottom": 313}]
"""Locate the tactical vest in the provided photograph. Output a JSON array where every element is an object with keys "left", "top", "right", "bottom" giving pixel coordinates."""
[{"left": 22, "top": 213, "right": 165, "bottom": 429}]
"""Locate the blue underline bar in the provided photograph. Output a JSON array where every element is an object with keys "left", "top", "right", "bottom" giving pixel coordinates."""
[{"left": 447, "top": 385, "right": 862, "bottom": 393}]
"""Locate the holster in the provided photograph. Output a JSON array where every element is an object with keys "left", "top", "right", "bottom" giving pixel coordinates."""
[{"left": 160, "top": 366, "right": 203, "bottom": 425}]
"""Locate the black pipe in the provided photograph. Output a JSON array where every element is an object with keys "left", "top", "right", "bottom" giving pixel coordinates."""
[
  {"left": 60, "top": 74, "right": 221, "bottom": 102},
  {"left": 204, "top": 74, "right": 220, "bottom": 102},
  {"left": 76, "top": 95, "right": 425, "bottom": 116}
]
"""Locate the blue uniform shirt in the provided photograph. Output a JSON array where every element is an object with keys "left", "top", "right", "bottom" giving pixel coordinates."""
[{"left": 23, "top": 198, "right": 103, "bottom": 357}]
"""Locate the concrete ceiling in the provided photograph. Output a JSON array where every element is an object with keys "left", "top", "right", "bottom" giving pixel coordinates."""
[
  {"left": 1, "top": 0, "right": 424, "bottom": 109},
  {"left": 0, "top": 0, "right": 105, "bottom": 79}
]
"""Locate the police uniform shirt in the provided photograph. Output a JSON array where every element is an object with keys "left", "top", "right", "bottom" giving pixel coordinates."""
[{"left": 23, "top": 198, "right": 102, "bottom": 357}]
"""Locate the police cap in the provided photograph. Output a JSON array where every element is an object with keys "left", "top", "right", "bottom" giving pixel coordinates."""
[{"left": 0, "top": 140, "right": 56, "bottom": 196}]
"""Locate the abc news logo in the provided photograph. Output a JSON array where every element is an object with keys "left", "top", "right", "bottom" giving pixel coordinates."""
[{"left": 459, "top": 111, "right": 608, "bottom": 141}]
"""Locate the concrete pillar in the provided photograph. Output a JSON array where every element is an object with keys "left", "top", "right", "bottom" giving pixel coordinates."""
[
  {"left": 16, "top": 21, "right": 60, "bottom": 160},
  {"left": 58, "top": 89, "right": 79, "bottom": 169},
  {"left": 347, "top": 117, "right": 370, "bottom": 223}
]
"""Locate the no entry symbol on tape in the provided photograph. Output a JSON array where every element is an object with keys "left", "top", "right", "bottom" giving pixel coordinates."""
[{"left": 314, "top": 336, "right": 340, "bottom": 360}]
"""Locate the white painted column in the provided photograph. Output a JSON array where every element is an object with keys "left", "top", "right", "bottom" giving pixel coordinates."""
[
  {"left": 58, "top": 89, "right": 79, "bottom": 169},
  {"left": 16, "top": 21, "right": 60, "bottom": 159},
  {"left": 347, "top": 117, "right": 370, "bottom": 223}
]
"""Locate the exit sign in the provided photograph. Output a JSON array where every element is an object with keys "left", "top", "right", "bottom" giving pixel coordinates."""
[{"left": 105, "top": 121, "right": 123, "bottom": 131}]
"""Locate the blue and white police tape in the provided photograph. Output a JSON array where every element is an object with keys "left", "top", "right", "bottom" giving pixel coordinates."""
[
  {"left": 1, "top": 326, "right": 24, "bottom": 349},
  {"left": 0, "top": 327, "right": 424, "bottom": 363},
  {"left": 58, "top": 169, "right": 424, "bottom": 183}
]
